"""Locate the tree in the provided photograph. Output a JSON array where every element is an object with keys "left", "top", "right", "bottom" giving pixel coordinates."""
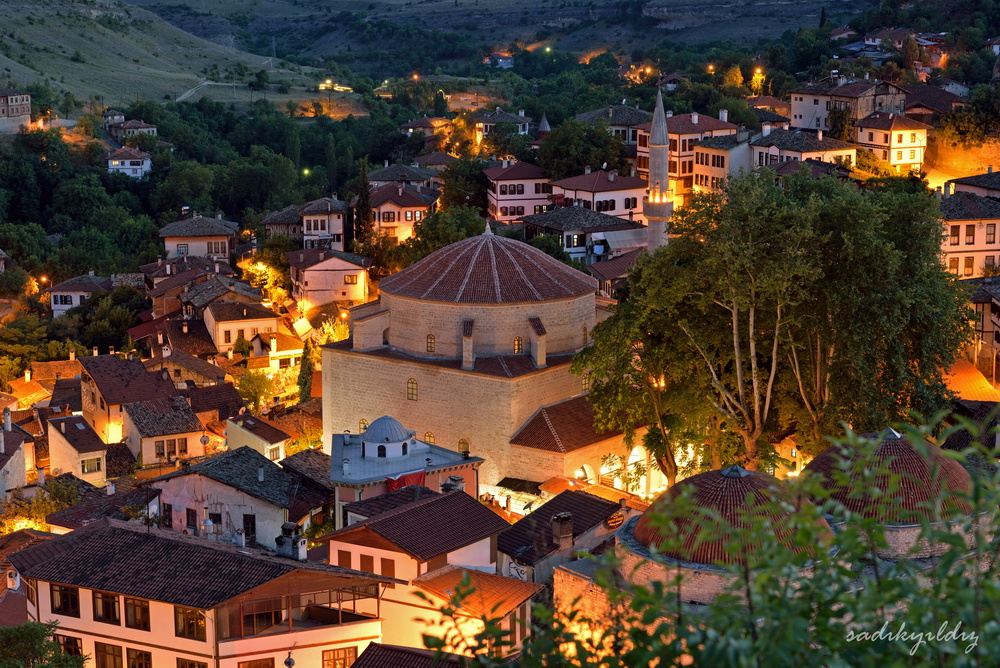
[
  {"left": 233, "top": 335, "right": 251, "bottom": 358},
  {"left": 537, "top": 120, "right": 627, "bottom": 181},
  {"left": 722, "top": 65, "right": 744, "bottom": 88},
  {"left": 0, "top": 622, "right": 86, "bottom": 667},
  {"left": 297, "top": 339, "right": 315, "bottom": 402},
  {"left": 353, "top": 158, "right": 374, "bottom": 246},
  {"left": 76, "top": 113, "right": 102, "bottom": 138},
  {"left": 237, "top": 370, "right": 276, "bottom": 412},
  {"left": 316, "top": 317, "right": 349, "bottom": 346},
  {"left": 124, "top": 133, "right": 158, "bottom": 153},
  {"left": 324, "top": 135, "right": 338, "bottom": 194},
  {"left": 826, "top": 106, "right": 854, "bottom": 142},
  {"left": 393, "top": 205, "right": 484, "bottom": 267},
  {"left": 901, "top": 35, "right": 920, "bottom": 70},
  {"left": 433, "top": 90, "right": 449, "bottom": 116},
  {"left": 819, "top": 5, "right": 826, "bottom": 27},
  {"left": 482, "top": 121, "right": 525, "bottom": 158},
  {"left": 438, "top": 156, "right": 491, "bottom": 213}
]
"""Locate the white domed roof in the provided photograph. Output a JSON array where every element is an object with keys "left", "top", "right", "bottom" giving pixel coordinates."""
[{"left": 363, "top": 415, "right": 413, "bottom": 444}]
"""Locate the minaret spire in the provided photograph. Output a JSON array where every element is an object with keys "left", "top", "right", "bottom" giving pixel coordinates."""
[{"left": 644, "top": 87, "right": 673, "bottom": 252}]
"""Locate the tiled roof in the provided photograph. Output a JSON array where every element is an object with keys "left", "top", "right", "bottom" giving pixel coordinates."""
[
  {"left": 695, "top": 134, "right": 745, "bottom": 150},
  {"left": 633, "top": 467, "right": 831, "bottom": 566},
  {"left": 116, "top": 273, "right": 146, "bottom": 289},
  {"left": 750, "top": 129, "right": 855, "bottom": 152},
  {"left": 144, "top": 349, "right": 225, "bottom": 381},
  {"left": 187, "top": 383, "right": 245, "bottom": 420},
  {"left": 482, "top": 160, "right": 547, "bottom": 181},
  {"left": 139, "top": 256, "right": 235, "bottom": 280},
  {"left": 0, "top": 529, "right": 54, "bottom": 575},
  {"left": 636, "top": 112, "right": 738, "bottom": 135},
  {"left": 401, "top": 116, "right": 438, "bottom": 129},
  {"left": 854, "top": 111, "right": 932, "bottom": 130},
  {"left": 159, "top": 215, "right": 238, "bottom": 238},
  {"left": 940, "top": 192, "right": 1000, "bottom": 220},
  {"left": 528, "top": 316, "right": 546, "bottom": 336},
  {"left": 104, "top": 147, "right": 151, "bottom": 161},
  {"left": 575, "top": 104, "right": 652, "bottom": 127},
  {"left": 113, "top": 119, "right": 156, "bottom": 129},
  {"left": 497, "top": 490, "right": 620, "bottom": 565},
  {"left": 511, "top": 396, "right": 624, "bottom": 454},
  {"left": 343, "top": 485, "right": 440, "bottom": 519},
  {"left": 8, "top": 519, "right": 397, "bottom": 609},
  {"left": 48, "top": 417, "right": 106, "bottom": 453},
  {"left": 475, "top": 108, "right": 531, "bottom": 125},
  {"left": 370, "top": 183, "right": 436, "bottom": 209},
  {"left": 260, "top": 203, "right": 299, "bottom": 226},
  {"left": 79, "top": 355, "right": 178, "bottom": 406},
  {"left": 30, "top": 359, "right": 83, "bottom": 381},
  {"left": 518, "top": 207, "right": 645, "bottom": 233},
  {"left": 587, "top": 248, "right": 642, "bottom": 283},
  {"left": 368, "top": 163, "right": 434, "bottom": 183},
  {"left": 280, "top": 449, "right": 334, "bottom": 491},
  {"left": 165, "top": 319, "right": 217, "bottom": 357},
  {"left": 229, "top": 416, "right": 291, "bottom": 444},
  {"left": 746, "top": 95, "right": 790, "bottom": 108},
  {"left": 538, "top": 476, "right": 648, "bottom": 511},
  {"left": 379, "top": 232, "right": 597, "bottom": 304},
  {"left": 902, "top": 84, "right": 963, "bottom": 114},
  {"left": 322, "top": 492, "right": 510, "bottom": 561},
  {"left": 949, "top": 172, "right": 1000, "bottom": 192},
  {"left": 180, "top": 275, "right": 262, "bottom": 309},
  {"left": 149, "top": 447, "right": 326, "bottom": 518},
  {"left": 803, "top": 433, "right": 974, "bottom": 522},
  {"left": 124, "top": 396, "right": 204, "bottom": 438},
  {"left": 147, "top": 268, "right": 206, "bottom": 297},
  {"left": 8, "top": 377, "right": 50, "bottom": 405},
  {"left": 45, "top": 487, "right": 160, "bottom": 530},
  {"left": 206, "top": 302, "right": 276, "bottom": 322},
  {"left": 413, "top": 565, "right": 542, "bottom": 617},
  {"left": 788, "top": 80, "right": 882, "bottom": 97},
  {"left": 752, "top": 108, "right": 790, "bottom": 123},
  {"left": 299, "top": 196, "right": 349, "bottom": 215},
  {"left": 49, "top": 379, "right": 82, "bottom": 413},
  {"left": 353, "top": 643, "right": 466, "bottom": 668},
  {"left": 413, "top": 152, "right": 458, "bottom": 167},
  {"left": 286, "top": 247, "right": 370, "bottom": 271},
  {"left": 252, "top": 331, "right": 303, "bottom": 354},
  {"left": 49, "top": 274, "right": 112, "bottom": 293},
  {"left": 549, "top": 170, "right": 646, "bottom": 193},
  {"left": 943, "top": 359, "right": 1000, "bottom": 402},
  {"left": 104, "top": 442, "right": 136, "bottom": 478},
  {"left": 44, "top": 473, "right": 106, "bottom": 503}
]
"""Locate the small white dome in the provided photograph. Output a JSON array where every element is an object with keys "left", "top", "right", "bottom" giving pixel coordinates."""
[{"left": 363, "top": 415, "right": 413, "bottom": 444}]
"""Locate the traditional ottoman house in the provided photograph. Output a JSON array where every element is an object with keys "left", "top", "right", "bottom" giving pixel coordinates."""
[
  {"left": 104, "top": 147, "right": 152, "bottom": 178},
  {"left": 750, "top": 128, "right": 857, "bottom": 168},
  {"left": 159, "top": 215, "right": 238, "bottom": 260},
  {"left": 575, "top": 104, "right": 652, "bottom": 146},
  {"left": 854, "top": 111, "right": 932, "bottom": 173},
  {"left": 0, "top": 88, "right": 31, "bottom": 133},
  {"left": 49, "top": 272, "right": 113, "bottom": 318},
  {"left": 788, "top": 78, "right": 907, "bottom": 131},
  {"left": 474, "top": 108, "right": 531, "bottom": 145},
  {"left": 287, "top": 248, "right": 371, "bottom": 311},
  {"left": 484, "top": 160, "right": 550, "bottom": 222},
  {"left": 107, "top": 119, "right": 157, "bottom": 142},
  {"left": 939, "top": 190, "right": 1000, "bottom": 278},
  {"left": 369, "top": 183, "right": 438, "bottom": 244},
  {"left": 262, "top": 197, "right": 349, "bottom": 250},
  {"left": 518, "top": 207, "right": 646, "bottom": 265},
  {"left": 548, "top": 169, "right": 648, "bottom": 225},
  {"left": 948, "top": 169, "right": 1000, "bottom": 199}
]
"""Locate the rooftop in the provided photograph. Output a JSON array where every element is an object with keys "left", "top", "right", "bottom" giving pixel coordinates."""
[
  {"left": 370, "top": 183, "right": 438, "bottom": 209},
  {"left": 940, "top": 191, "right": 1000, "bottom": 221},
  {"left": 575, "top": 104, "right": 652, "bottom": 128},
  {"left": 636, "top": 112, "right": 739, "bottom": 136},
  {"left": 45, "top": 487, "right": 161, "bottom": 531},
  {"left": 329, "top": 426, "right": 483, "bottom": 485},
  {"left": 587, "top": 248, "right": 642, "bottom": 283},
  {"left": 519, "top": 207, "right": 645, "bottom": 233},
  {"left": 159, "top": 215, "right": 238, "bottom": 239},
  {"left": 949, "top": 171, "right": 1000, "bottom": 192},
  {"left": 750, "top": 129, "right": 856, "bottom": 152},
  {"left": 280, "top": 449, "right": 335, "bottom": 491},
  {"left": 286, "top": 247, "right": 371, "bottom": 271},
  {"left": 343, "top": 485, "right": 440, "bottom": 520},
  {"left": 187, "top": 383, "right": 246, "bottom": 421},
  {"left": 144, "top": 348, "right": 225, "bottom": 381},
  {"left": 413, "top": 565, "right": 542, "bottom": 617},
  {"left": 482, "top": 161, "right": 547, "bottom": 181},
  {"left": 47, "top": 417, "right": 106, "bottom": 454},
  {"left": 228, "top": 416, "right": 291, "bottom": 444},
  {"left": 123, "top": 396, "right": 203, "bottom": 438},
  {"left": 413, "top": 152, "right": 458, "bottom": 167},
  {"left": 165, "top": 319, "right": 217, "bottom": 357},
  {"left": 139, "top": 256, "right": 235, "bottom": 281},
  {"left": 49, "top": 274, "right": 113, "bottom": 294},
  {"left": 353, "top": 643, "right": 466, "bottom": 668},
  {"left": 549, "top": 169, "right": 647, "bottom": 193},
  {"left": 79, "top": 355, "right": 178, "bottom": 406},
  {"left": 180, "top": 275, "right": 262, "bottom": 310},
  {"left": 475, "top": 107, "right": 531, "bottom": 125},
  {"left": 206, "top": 302, "right": 277, "bottom": 323},
  {"left": 368, "top": 163, "right": 434, "bottom": 183},
  {"left": 104, "top": 146, "right": 151, "bottom": 161},
  {"left": 854, "top": 111, "right": 933, "bottom": 131},
  {"left": 511, "top": 395, "right": 626, "bottom": 454}
]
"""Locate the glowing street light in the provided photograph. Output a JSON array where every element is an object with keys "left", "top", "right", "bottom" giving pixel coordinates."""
[
  {"left": 707, "top": 64, "right": 715, "bottom": 75},
  {"left": 412, "top": 73, "right": 419, "bottom": 81}
]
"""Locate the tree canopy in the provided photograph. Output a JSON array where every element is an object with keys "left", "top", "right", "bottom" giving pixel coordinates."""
[{"left": 537, "top": 120, "right": 627, "bottom": 181}]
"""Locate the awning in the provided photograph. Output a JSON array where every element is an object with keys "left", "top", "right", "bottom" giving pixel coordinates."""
[{"left": 603, "top": 229, "right": 648, "bottom": 252}]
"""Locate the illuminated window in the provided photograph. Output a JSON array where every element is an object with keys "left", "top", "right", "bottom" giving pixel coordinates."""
[
  {"left": 424, "top": 432, "right": 435, "bottom": 444},
  {"left": 407, "top": 378, "right": 418, "bottom": 401},
  {"left": 322, "top": 648, "right": 358, "bottom": 668},
  {"left": 359, "top": 419, "right": 369, "bottom": 432},
  {"left": 459, "top": 438, "right": 470, "bottom": 454},
  {"left": 174, "top": 606, "right": 206, "bottom": 640},
  {"left": 426, "top": 334, "right": 435, "bottom": 353},
  {"left": 582, "top": 374, "right": 591, "bottom": 392},
  {"left": 513, "top": 337, "right": 522, "bottom": 354},
  {"left": 344, "top": 275, "right": 358, "bottom": 285}
]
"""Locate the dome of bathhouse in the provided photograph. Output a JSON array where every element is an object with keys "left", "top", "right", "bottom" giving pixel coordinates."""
[
  {"left": 631, "top": 465, "right": 832, "bottom": 566},
  {"left": 616, "top": 465, "right": 831, "bottom": 606},
  {"left": 803, "top": 431, "right": 978, "bottom": 558},
  {"left": 360, "top": 416, "right": 418, "bottom": 459},
  {"left": 367, "top": 226, "right": 599, "bottom": 359}
]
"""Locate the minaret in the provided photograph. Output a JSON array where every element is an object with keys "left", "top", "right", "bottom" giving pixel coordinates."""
[{"left": 644, "top": 88, "right": 673, "bottom": 252}]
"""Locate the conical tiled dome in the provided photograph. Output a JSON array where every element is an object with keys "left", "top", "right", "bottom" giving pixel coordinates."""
[
  {"left": 631, "top": 466, "right": 831, "bottom": 566},
  {"left": 379, "top": 232, "right": 596, "bottom": 304},
  {"left": 803, "top": 433, "right": 973, "bottom": 523}
]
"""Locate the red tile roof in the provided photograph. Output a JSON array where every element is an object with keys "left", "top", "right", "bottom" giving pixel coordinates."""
[
  {"left": 483, "top": 161, "right": 547, "bottom": 181},
  {"left": 636, "top": 112, "right": 739, "bottom": 135},
  {"left": 549, "top": 170, "right": 647, "bottom": 193},
  {"left": 413, "top": 565, "right": 542, "bottom": 617},
  {"left": 353, "top": 643, "right": 466, "bottom": 668},
  {"left": 370, "top": 183, "right": 435, "bottom": 209},
  {"left": 854, "top": 111, "right": 932, "bottom": 131},
  {"left": 104, "top": 146, "right": 151, "bottom": 161},
  {"left": 287, "top": 247, "right": 370, "bottom": 271},
  {"left": 48, "top": 416, "right": 106, "bottom": 453},
  {"left": 511, "top": 396, "right": 624, "bottom": 454},
  {"left": 587, "top": 248, "right": 642, "bottom": 283},
  {"left": 379, "top": 232, "right": 597, "bottom": 304},
  {"left": 29, "top": 359, "right": 83, "bottom": 381},
  {"left": 79, "top": 355, "right": 178, "bottom": 406},
  {"left": 229, "top": 416, "right": 291, "bottom": 444}
]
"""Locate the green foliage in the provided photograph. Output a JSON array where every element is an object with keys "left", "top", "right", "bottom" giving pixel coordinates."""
[
  {"left": 394, "top": 205, "right": 484, "bottom": 268},
  {"left": 248, "top": 234, "right": 298, "bottom": 303},
  {"left": 75, "top": 113, "right": 102, "bottom": 139},
  {"left": 353, "top": 158, "right": 374, "bottom": 246},
  {"left": 827, "top": 106, "right": 854, "bottom": 142},
  {"left": 49, "top": 287, "right": 149, "bottom": 354},
  {"left": 438, "top": 156, "right": 491, "bottom": 213},
  {"left": 237, "top": 370, "right": 276, "bottom": 412},
  {"left": 124, "top": 132, "right": 158, "bottom": 153},
  {"left": 0, "top": 477, "right": 78, "bottom": 535},
  {"left": 0, "top": 621, "right": 86, "bottom": 667},
  {"left": 537, "top": 120, "right": 626, "bottom": 181},
  {"left": 297, "top": 339, "right": 315, "bottom": 403},
  {"left": 233, "top": 335, "right": 251, "bottom": 358}
]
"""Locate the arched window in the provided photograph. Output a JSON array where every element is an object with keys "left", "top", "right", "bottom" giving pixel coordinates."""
[
  {"left": 377, "top": 445, "right": 386, "bottom": 458},
  {"left": 458, "top": 438, "right": 470, "bottom": 454},
  {"left": 424, "top": 432, "right": 435, "bottom": 445},
  {"left": 407, "top": 378, "right": 418, "bottom": 401},
  {"left": 359, "top": 419, "right": 369, "bottom": 433},
  {"left": 513, "top": 336, "right": 523, "bottom": 354},
  {"left": 402, "top": 442, "right": 408, "bottom": 456},
  {"left": 426, "top": 334, "right": 435, "bottom": 353}
]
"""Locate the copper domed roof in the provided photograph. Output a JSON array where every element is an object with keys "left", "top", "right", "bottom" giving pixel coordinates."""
[
  {"left": 631, "top": 465, "right": 830, "bottom": 566},
  {"left": 803, "top": 433, "right": 973, "bottom": 523},
  {"left": 379, "top": 230, "right": 597, "bottom": 304}
]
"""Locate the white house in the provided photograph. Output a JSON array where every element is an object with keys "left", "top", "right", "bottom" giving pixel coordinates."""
[
  {"left": 949, "top": 169, "right": 1000, "bottom": 199},
  {"left": 369, "top": 183, "right": 438, "bottom": 244},
  {"left": 854, "top": 111, "right": 932, "bottom": 173},
  {"left": 225, "top": 416, "right": 292, "bottom": 462},
  {"left": 203, "top": 303, "right": 279, "bottom": 354},
  {"left": 104, "top": 147, "right": 151, "bottom": 178},
  {"left": 788, "top": 78, "right": 907, "bottom": 131},
  {"left": 122, "top": 396, "right": 207, "bottom": 466},
  {"left": 287, "top": 248, "right": 371, "bottom": 310},
  {"left": 48, "top": 272, "right": 113, "bottom": 318},
  {"left": 159, "top": 216, "right": 238, "bottom": 259},
  {"left": 940, "top": 191, "right": 1000, "bottom": 278},
  {"left": 484, "top": 160, "right": 551, "bottom": 222},
  {"left": 261, "top": 197, "right": 350, "bottom": 251},
  {"left": 10, "top": 518, "right": 398, "bottom": 668},
  {"left": 575, "top": 104, "right": 652, "bottom": 146},
  {"left": 0, "top": 88, "right": 31, "bottom": 133},
  {"left": 692, "top": 129, "right": 755, "bottom": 192},
  {"left": 548, "top": 169, "right": 647, "bottom": 224},
  {"left": 474, "top": 107, "right": 530, "bottom": 145},
  {"left": 750, "top": 128, "right": 857, "bottom": 168},
  {"left": 47, "top": 416, "right": 107, "bottom": 486},
  {"left": 107, "top": 119, "right": 157, "bottom": 142}
]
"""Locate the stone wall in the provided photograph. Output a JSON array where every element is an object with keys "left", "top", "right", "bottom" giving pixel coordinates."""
[{"left": 925, "top": 136, "right": 1000, "bottom": 177}]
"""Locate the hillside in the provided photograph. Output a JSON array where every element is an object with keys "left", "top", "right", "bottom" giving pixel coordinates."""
[{"left": 0, "top": 0, "right": 315, "bottom": 109}]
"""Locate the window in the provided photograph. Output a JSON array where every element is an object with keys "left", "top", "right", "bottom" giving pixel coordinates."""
[
  {"left": 426, "top": 334, "right": 435, "bottom": 353},
  {"left": 965, "top": 257, "right": 975, "bottom": 276},
  {"left": 459, "top": 438, "right": 470, "bottom": 454},
  {"left": 186, "top": 508, "right": 197, "bottom": 528},
  {"left": 122, "top": 596, "right": 150, "bottom": 631},
  {"left": 322, "top": 648, "right": 358, "bottom": 668},
  {"left": 238, "top": 661, "right": 274, "bottom": 668},
  {"left": 951, "top": 225, "right": 960, "bottom": 246},
  {"left": 178, "top": 437, "right": 188, "bottom": 455},
  {"left": 237, "top": 329, "right": 245, "bottom": 341},
  {"left": 178, "top": 661, "right": 208, "bottom": 668},
  {"left": 516, "top": 184, "right": 524, "bottom": 195},
  {"left": 988, "top": 224, "right": 995, "bottom": 244},
  {"left": 266, "top": 445, "right": 281, "bottom": 460},
  {"left": 54, "top": 635, "right": 82, "bottom": 656},
  {"left": 344, "top": 275, "right": 358, "bottom": 285},
  {"left": 513, "top": 336, "right": 523, "bottom": 354},
  {"left": 82, "top": 457, "right": 101, "bottom": 474},
  {"left": 162, "top": 503, "right": 173, "bottom": 528},
  {"left": 949, "top": 257, "right": 959, "bottom": 274},
  {"left": 424, "top": 432, "right": 435, "bottom": 444},
  {"left": 499, "top": 184, "right": 507, "bottom": 195},
  {"left": 376, "top": 444, "right": 387, "bottom": 458},
  {"left": 26, "top": 578, "right": 35, "bottom": 604},
  {"left": 813, "top": 99, "right": 818, "bottom": 105},
  {"left": 407, "top": 378, "right": 418, "bottom": 401},
  {"left": 243, "top": 514, "right": 256, "bottom": 543},
  {"left": 95, "top": 643, "right": 122, "bottom": 668},
  {"left": 897, "top": 151, "right": 902, "bottom": 161},
  {"left": 175, "top": 606, "right": 206, "bottom": 640},
  {"left": 534, "top": 205, "right": 545, "bottom": 214},
  {"left": 383, "top": 212, "right": 395, "bottom": 223},
  {"left": 897, "top": 133, "right": 903, "bottom": 143},
  {"left": 405, "top": 211, "right": 413, "bottom": 221},
  {"left": 359, "top": 419, "right": 368, "bottom": 432},
  {"left": 51, "top": 585, "right": 79, "bottom": 616},
  {"left": 500, "top": 206, "right": 509, "bottom": 217},
  {"left": 967, "top": 225, "right": 976, "bottom": 245},
  {"left": 155, "top": 438, "right": 165, "bottom": 456},
  {"left": 176, "top": 244, "right": 188, "bottom": 255},
  {"left": 93, "top": 591, "right": 120, "bottom": 625},
  {"left": 868, "top": 131, "right": 873, "bottom": 142},
  {"left": 224, "top": 330, "right": 232, "bottom": 344},
  {"left": 987, "top": 256, "right": 996, "bottom": 269},
  {"left": 279, "top": 358, "right": 291, "bottom": 369},
  {"left": 127, "top": 649, "right": 152, "bottom": 668},
  {"left": 56, "top": 294, "right": 73, "bottom": 305}
]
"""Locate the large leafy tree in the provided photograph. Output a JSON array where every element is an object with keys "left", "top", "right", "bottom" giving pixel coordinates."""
[
  {"left": 537, "top": 120, "right": 627, "bottom": 181},
  {"left": 393, "top": 205, "right": 484, "bottom": 268},
  {"left": 0, "top": 622, "right": 86, "bottom": 667},
  {"left": 437, "top": 156, "right": 491, "bottom": 214}
]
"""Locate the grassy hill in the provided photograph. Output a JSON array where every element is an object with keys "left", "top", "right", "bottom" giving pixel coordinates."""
[{"left": 0, "top": 0, "right": 316, "bottom": 110}]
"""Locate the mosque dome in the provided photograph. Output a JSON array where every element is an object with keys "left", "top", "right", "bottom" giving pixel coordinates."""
[
  {"left": 631, "top": 465, "right": 831, "bottom": 566},
  {"left": 362, "top": 415, "right": 414, "bottom": 444},
  {"left": 378, "top": 228, "right": 597, "bottom": 304},
  {"left": 803, "top": 432, "right": 973, "bottom": 523}
]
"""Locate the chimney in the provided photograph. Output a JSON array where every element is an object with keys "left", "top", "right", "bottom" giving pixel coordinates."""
[
  {"left": 342, "top": 458, "right": 350, "bottom": 476},
  {"left": 299, "top": 253, "right": 305, "bottom": 262},
  {"left": 258, "top": 466, "right": 264, "bottom": 482},
  {"left": 552, "top": 511, "right": 574, "bottom": 550},
  {"left": 182, "top": 321, "right": 189, "bottom": 334},
  {"left": 763, "top": 125, "right": 772, "bottom": 138},
  {"left": 384, "top": 159, "right": 389, "bottom": 168},
  {"left": 817, "top": 129, "right": 823, "bottom": 142},
  {"left": 69, "top": 348, "right": 76, "bottom": 361},
  {"left": 608, "top": 170, "right": 616, "bottom": 182},
  {"left": 518, "top": 109, "right": 525, "bottom": 116},
  {"left": 216, "top": 213, "right": 222, "bottom": 219},
  {"left": 60, "top": 421, "right": 66, "bottom": 434},
  {"left": 461, "top": 320, "right": 474, "bottom": 370},
  {"left": 425, "top": 457, "right": 432, "bottom": 468},
  {"left": 166, "top": 263, "right": 172, "bottom": 275},
  {"left": 864, "top": 72, "right": 870, "bottom": 80},
  {"left": 236, "top": 529, "right": 246, "bottom": 548},
  {"left": 585, "top": 165, "right": 592, "bottom": 174},
  {"left": 109, "top": 346, "right": 115, "bottom": 356},
  {"left": 274, "top": 522, "right": 307, "bottom": 560},
  {"left": 666, "top": 110, "right": 673, "bottom": 118},
  {"left": 88, "top": 269, "right": 95, "bottom": 277},
  {"left": 505, "top": 496, "right": 512, "bottom": 511},
  {"left": 24, "top": 369, "right": 31, "bottom": 383},
  {"left": 691, "top": 112, "right": 699, "bottom": 124},
  {"left": 719, "top": 108, "right": 729, "bottom": 122},
  {"left": 944, "top": 182, "right": 952, "bottom": 198},
  {"left": 93, "top": 346, "right": 99, "bottom": 356},
  {"left": 106, "top": 481, "right": 115, "bottom": 496},
  {"left": 157, "top": 255, "right": 163, "bottom": 266},
  {"left": 214, "top": 262, "right": 220, "bottom": 273},
  {"left": 398, "top": 184, "right": 403, "bottom": 197},
  {"left": 440, "top": 475, "right": 465, "bottom": 493},
  {"left": 3, "top": 406, "right": 10, "bottom": 432},
  {"left": 990, "top": 166, "right": 994, "bottom": 174},
  {"left": 242, "top": 308, "right": 247, "bottom": 317},
  {"left": 200, "top": 507, "right": 213, "bottom": 538},
  {"left": 0, "top": 431, "right": 4, "bottom": 456},
  {"left": 414, "top": 486, "right": 422, "bottom": 501},
  {"left": 36, "top": 467, "right": 45, "bottom": 485},
  {"left": 319, "top": 251, "right": 326, "bottom": 261}
]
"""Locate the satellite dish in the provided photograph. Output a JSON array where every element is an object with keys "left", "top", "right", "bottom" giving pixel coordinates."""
[{"left": 602, "top": 162, "right": 607, "bottom": 170}]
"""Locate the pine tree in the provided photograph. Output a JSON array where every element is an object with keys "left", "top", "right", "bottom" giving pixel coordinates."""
[
  {"left": 353, "top": 158, "right": 374, "bottom": 247},
  {"left": 819, "top": 6, "right": 826, "bottom": 28},
  {"left": 297, "top": 339, "right": 315, "bottom": 403},
  {"left": 325, "top": 135, "right": 337, "bottom": 195}
]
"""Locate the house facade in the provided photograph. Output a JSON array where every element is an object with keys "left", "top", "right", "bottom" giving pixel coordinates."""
[
  {"left": 203, "top": 303, "right": 279, "bottom": 355},
  {"left": 107, "top": 119, "right": 157, "bottom": 142},
  {"left": 940, "top": 191, "right": 1000, "bottom": 278},
  {"left": 575, "top": 104, "right": 652, "bottom": 146},
  {"left": 47, "top": 416, "right": 107, "bottom": 486},
  {"left": 370, "top": 184, "right": 437, "bottom": 244},
  {"left": 474, "top": 108, "right": 531, "bottom": 145},
  {"left": 225, "top": 417, "right": 291, "bottom": 462},
  {"left": 484, "top": 161, "right": 551, "bottom": 222},
  {"left": 854, "top": 111, "right": 932, "bottom": 173},
  {"left": 159, "top": 216, "right": 238, "bottom": 259},
  {"left": 79, "top": 356, "right": 179, "bottom": 445},
  {"left": 122, "top": 396, "right": 207, "bottom": 466},
  {"left": 0, "top": 88, "right": 31, "bottom": 133},
  {"left": 518, "top": 207, "right": 646, "bottom": 265},
  {"left": 49, "top": 273, "right": 113, "bottom": 318},
  {"left": 789, "top": 79, "right": 907, "bottom": 131},
  {"left": 692, "top": 130, "right": 755, "bottom": 193},
  {"left": 750, "top": 128, "right": 857, "bottom": 167},
  {"left": 287, "top": 248, "right": 371, "bottom": 310},
  {"left": 105, "top": 147, "right": 151, "bottom": 178},
  {"left": 548, "top": 169, "right": 647, "bottom": 225}
]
